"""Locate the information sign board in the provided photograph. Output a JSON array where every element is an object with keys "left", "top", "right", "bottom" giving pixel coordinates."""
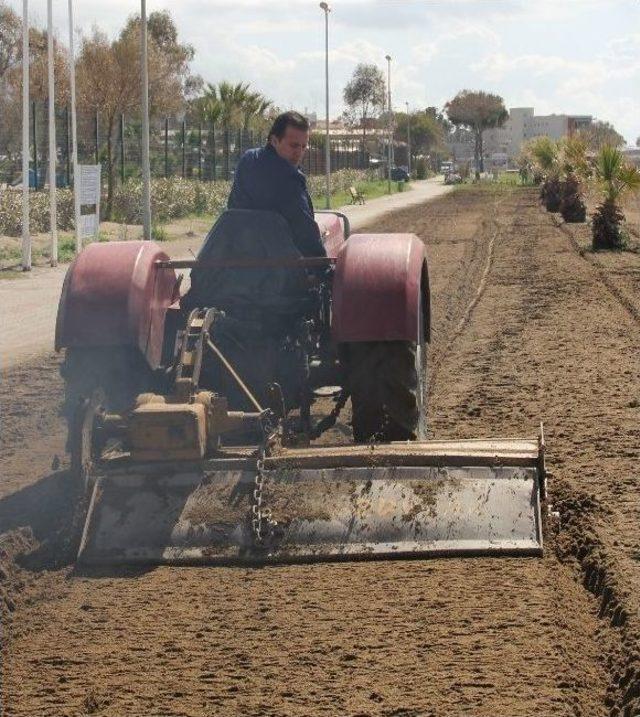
[{"left": 78, "top": 164, "right": 101, "bottom": 241}]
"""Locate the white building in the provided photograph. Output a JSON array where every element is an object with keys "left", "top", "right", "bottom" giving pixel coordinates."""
[
  {"left": 448, "top": 107, "right": 593, "bottom": 169},
  {"left": 483, "top": 108, "right": 592, "bottom": 167}
]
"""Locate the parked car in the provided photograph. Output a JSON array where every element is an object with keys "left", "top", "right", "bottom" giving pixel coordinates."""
[{"left": 389, "top": 166, "right": 410, "bottom": 182}]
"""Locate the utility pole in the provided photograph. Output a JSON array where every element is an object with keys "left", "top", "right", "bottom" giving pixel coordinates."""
[
  {"left": 32, "top": 101, "right": 37, "bottom": 190},
  {"left": 68, "top": 0, "right": 80, "bottom": 253},
  {"left": 47, "top": 0, "right": 57, "bottom": 265},
  {"left": 385, "top": 54, "right": 392, "bottom": 194},
  {"left": 21, "top": 0, "right": 30, "bottom": 270},
  {"left": 140, "top": 0, "right": 151, "bottom": 240},
  {"left": 319, "top": 2, "right": 331, "bottom": 209},
  {"left": 65, "top": 106, "right": 70, "bottom": 185}
]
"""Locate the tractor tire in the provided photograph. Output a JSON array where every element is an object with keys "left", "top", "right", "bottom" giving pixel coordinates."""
[
  {"left": 69, "top": 387, "right": 106, "bottom": 493},
  {"left": 343, "top": 338, "right": 427, "bottom": 443},
  {"left": 60, "top": 346, "right": 152, "bottom": 486}
]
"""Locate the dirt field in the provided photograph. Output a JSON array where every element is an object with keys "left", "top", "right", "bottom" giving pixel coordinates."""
[{"left": 2, "top": 186, "right": 640, "bottom": 716}]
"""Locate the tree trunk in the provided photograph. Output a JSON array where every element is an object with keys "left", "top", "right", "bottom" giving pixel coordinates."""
[
  {"left": 105, "top": 115, "right": 116, "bottom": 221},
  {"left": 474, "top": 130, "right": 481, "bottom": 180},
  {"left": 478, "top": 128, "right": 484, "bottom": 173},
  {"left": 360, "top": 106, "right": 367, "bottom": 170}
]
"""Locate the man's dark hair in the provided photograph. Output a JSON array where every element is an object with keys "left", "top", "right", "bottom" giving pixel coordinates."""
[{"left": 268, "top": 111, "right": 310, "bottom": 140}]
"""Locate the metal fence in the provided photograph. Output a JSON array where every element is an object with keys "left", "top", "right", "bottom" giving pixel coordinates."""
[{"left": 0, "top": 102, "right": 374, "bottom": 188}]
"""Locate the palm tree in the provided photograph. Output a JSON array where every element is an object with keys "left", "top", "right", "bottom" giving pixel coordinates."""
[
  {"left": 190, "top": 91, "right": 223, "bottom": 180},
  {"left": 591, "top": 145, "right": 640, "bottom": 250},
  {"left": 529, "top": 136, "right": 562, "bottom": 212},
  {"left": 559, "top": 135, "right": 589, "bottom": 223},
  {"left": 240, "top": 91, "right": 272, "bottom": 133},
  {"left": 201, "top": 82, "right": 272, "bottom": 178}
]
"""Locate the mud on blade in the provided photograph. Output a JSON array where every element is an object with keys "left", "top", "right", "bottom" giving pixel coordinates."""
[{"left": 78, "top": 440, "right": 544, "bottom": 565}]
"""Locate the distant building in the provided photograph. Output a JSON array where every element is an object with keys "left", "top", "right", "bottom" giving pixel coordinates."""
[
  {"left": 447, "top": 107, "right": 593, "bottom": 169},
  {"left": 622, "top": 147, "right": 640, "bottom": 168},
  {"left": 484, "top": 108, "right": 593, "bottom": 167}
]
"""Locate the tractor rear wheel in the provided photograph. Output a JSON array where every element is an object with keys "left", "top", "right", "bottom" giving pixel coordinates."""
[
  {"left": 344, "top": 337, "right": 427, "bottom": 443},
  {"left": 68, "top": 387, "right": 111, "bottom": 495},
  {"left": 61, "top": 346, "right": 152, "bottom": 486}
]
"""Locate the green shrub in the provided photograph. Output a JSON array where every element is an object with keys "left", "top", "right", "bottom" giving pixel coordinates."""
[
  {"left": 306, "top": 168, "right": 377, "bottom": 198},
  {"left": 111, "top": 178, "right": 232, "bottom": 224},
  {"left": 57, "top": 238, "right": 77, "bottom": 262},
  {"left": 151, "top": 224, "right": 168, "bottom": 242},
  {"left": 0, "top": 188, "right": 74, "bottom": 235},
  {"left": 0, "top": 169, "right": 383, "bottom": 237}
]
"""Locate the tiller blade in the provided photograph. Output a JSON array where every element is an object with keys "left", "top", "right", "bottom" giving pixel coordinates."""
[{"left": 78, "top": 439, "right": 545, "bottom": 566}]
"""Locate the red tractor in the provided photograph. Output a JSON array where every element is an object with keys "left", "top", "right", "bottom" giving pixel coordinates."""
[{"left": 55, "top": 209, "right": 544, "bottom": 565}]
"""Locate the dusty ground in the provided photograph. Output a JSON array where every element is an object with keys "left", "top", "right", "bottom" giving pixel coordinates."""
[{"left": 2, "top": 186, "right": 640, "bottom": 716}]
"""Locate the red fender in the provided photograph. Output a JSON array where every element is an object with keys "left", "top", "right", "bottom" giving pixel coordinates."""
[
  {"left": 55, "top": 241, "right": 179, "bottom": 369},
  {"left": 314, "top": 211, "right": 347, "bottom": 258},
  {"left": 331, "top": 233, "right": 430, "bottom": 343}
]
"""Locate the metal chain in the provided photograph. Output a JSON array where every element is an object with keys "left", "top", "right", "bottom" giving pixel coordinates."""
[
  {"left": 310, "top": 389, "right": 350, "bottom": 440},
  {"left": 250, "top": 421, "right": 278, "bottom": 548},
  {"left": 250, "top": 391, "right": 350, "bottom": 546}
]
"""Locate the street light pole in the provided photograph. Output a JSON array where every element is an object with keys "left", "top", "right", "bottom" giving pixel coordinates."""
[
  {"left": 21, "top": 0, "right": 30, "bottom": 270},
  {"left": 140, "top": 0, "right": 151, "bottom": 240},
  {"left": 47, "top": 0, "right": 58, "bottom": 266},
  {"left": 68, "top": 0, "right": 80, "bottom": 254},
  {"left": 320, "top": 2, "right": 331, "bottom": 209},
  {"left": 406, "top": 101, "right": 411, "bottom": 177},
  {"left": 385, "top": 54, "right": 392, "bottom": 194}
]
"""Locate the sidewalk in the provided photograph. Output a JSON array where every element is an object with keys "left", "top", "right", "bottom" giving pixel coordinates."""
[
  {"left": 338, "top": 177, "right": 452, "bottom": 231},
  {"left": 0, "top": 178, "right": 451, "bottom": 371}
]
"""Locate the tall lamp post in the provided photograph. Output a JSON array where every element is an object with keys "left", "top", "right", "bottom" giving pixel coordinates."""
[
  {"left": 385, "top": 54, "right": 392, "bottom": 194},
  {"left": 140, "top": 0, "right": 151, "bottom": 240},
  {"left": 21, "top": 0, "right": 30, "bottom": 270},
  {"left": 47, "top": 0, "right": 57, "bottom": 266},
  {"left": 320, "top": 2, "right": 331, "bottom": 209},
  {"left": 68, "top": 0, "right": 80, "bottom": 253},
  {"left": 405, "top": 101, "right": 411, "bottom": 177}
]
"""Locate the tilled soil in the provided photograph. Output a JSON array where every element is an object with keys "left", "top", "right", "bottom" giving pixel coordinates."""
[{"left": 2, "top": 187, "right": 640, "bottom": 716}]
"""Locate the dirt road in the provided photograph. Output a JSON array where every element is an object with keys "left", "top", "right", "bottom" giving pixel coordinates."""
[{"left": 2, "top": 187, "right": 640, "bottom": 716}]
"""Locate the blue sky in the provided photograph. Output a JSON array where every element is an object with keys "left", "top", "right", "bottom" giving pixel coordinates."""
[{"left": 14, "top": 0, "right": 640, "bottom": 143}]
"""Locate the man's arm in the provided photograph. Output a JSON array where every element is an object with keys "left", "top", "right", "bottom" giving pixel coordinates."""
[{"left": 276, "top": 176, "right": 327, "bottom": 257}]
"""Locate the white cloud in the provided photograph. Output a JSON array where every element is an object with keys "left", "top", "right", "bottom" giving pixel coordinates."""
[
  {"left": 4, "top": 0, "right": 638, "bottom": 143},
  {"left": 471, "top": 52, "right": 606, "bottom": 83},
  {"left": 412, "top": 20, "right": 501, "bottom": 64},
  {"left": 300, "top": 38, "right": 386, "bottom": 66}
]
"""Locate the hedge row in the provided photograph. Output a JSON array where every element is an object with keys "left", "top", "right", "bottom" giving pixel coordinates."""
[{"left": 0, "top": 168, "right": 379, "bottom": 236}]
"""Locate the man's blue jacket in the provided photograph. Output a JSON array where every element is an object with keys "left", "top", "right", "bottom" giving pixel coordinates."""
[{"left": 227, "top": 144, "right": 326, "bottom": 257}]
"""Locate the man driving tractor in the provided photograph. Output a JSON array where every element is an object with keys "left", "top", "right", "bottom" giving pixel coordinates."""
[{"left": 228, "top": 111, "right": 326, "bottom": 258}]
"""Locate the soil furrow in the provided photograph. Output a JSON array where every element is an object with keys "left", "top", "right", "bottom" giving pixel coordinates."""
[
  {"left": 429, "top": 189, "right": 640, "bottom": 716},
  {"left": 2, "top": 187, "right": 638, "bottom": 716}
]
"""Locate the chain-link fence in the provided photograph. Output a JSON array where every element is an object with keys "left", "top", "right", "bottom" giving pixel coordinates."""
[{"left": 0, "top": 103, "right": 374, "bottom": 188}]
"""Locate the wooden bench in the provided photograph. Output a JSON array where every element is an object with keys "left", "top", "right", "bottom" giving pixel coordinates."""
[{"left": 349, "top": 186, "right": 365, "bottom": 205}]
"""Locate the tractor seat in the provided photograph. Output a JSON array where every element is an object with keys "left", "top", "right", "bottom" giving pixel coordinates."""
[{"left": 184, "top": 209, "right": 310, "bottom": 315}]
